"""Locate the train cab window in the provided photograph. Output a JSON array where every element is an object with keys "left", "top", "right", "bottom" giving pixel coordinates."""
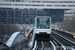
[{"left": 37, "top": 17, "right": 50, "bottom": 29}]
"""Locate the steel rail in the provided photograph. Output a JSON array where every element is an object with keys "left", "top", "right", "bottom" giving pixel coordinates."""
[
  {"left": 50, "top": 41, "right": 56, "bottom": 50},
  {"left": 32, "top": 40, "right": 37, "bottom": 50},
  {"left": 41, "top": 41, "right": 44, "bottom": 50}
]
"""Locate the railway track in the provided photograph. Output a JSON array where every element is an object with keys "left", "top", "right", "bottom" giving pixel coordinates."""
[
  {"left": 32, "top": 40, "right": 52, "bottom": 50},
  {"left": 52, "top": 30, "right": 75, "bottom": 43},
  {"left": 51, "top": 30, "right": 75, "bottom": 50},
  {"left": 1, "top": 29, "right": 75, "bottom": 50}
]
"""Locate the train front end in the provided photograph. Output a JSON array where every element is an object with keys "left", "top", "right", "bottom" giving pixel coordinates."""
[{"left": 35, "top": 16, "right": 51, "bottom": 40}]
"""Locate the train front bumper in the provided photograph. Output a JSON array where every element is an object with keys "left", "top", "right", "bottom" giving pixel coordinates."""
[{"left": 35, "top": 33, "right": 51, "bottom": 40}]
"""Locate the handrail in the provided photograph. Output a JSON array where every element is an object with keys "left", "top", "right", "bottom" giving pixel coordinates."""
[{"left": 53, "top": 28, "right": 75, "bottom": 38}]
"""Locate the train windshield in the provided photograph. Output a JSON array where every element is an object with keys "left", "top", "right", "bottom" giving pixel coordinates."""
[{"left": 37, "top": 17, "right": 50, "bottom": 29}]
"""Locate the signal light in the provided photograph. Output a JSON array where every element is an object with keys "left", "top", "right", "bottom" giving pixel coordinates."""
[{"left": 26, "top": 32, "right": 27, "bottom": 34}]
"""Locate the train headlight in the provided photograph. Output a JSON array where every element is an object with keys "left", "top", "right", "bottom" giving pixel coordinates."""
[{"left": 39, "top": 27, "right": 40, "bottom": 28}]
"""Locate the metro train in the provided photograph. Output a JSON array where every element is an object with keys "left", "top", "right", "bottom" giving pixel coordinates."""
[{"left": 34, "top": 16, "right": 51, "bottom": 40}]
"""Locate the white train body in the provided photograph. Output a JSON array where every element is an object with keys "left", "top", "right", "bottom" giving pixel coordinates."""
[
  {"left": 35, "top": 29, "right": 51, "bottom": 34},
  {"left": 34, "top": 16, "right": 51, "bottom": 40}
]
